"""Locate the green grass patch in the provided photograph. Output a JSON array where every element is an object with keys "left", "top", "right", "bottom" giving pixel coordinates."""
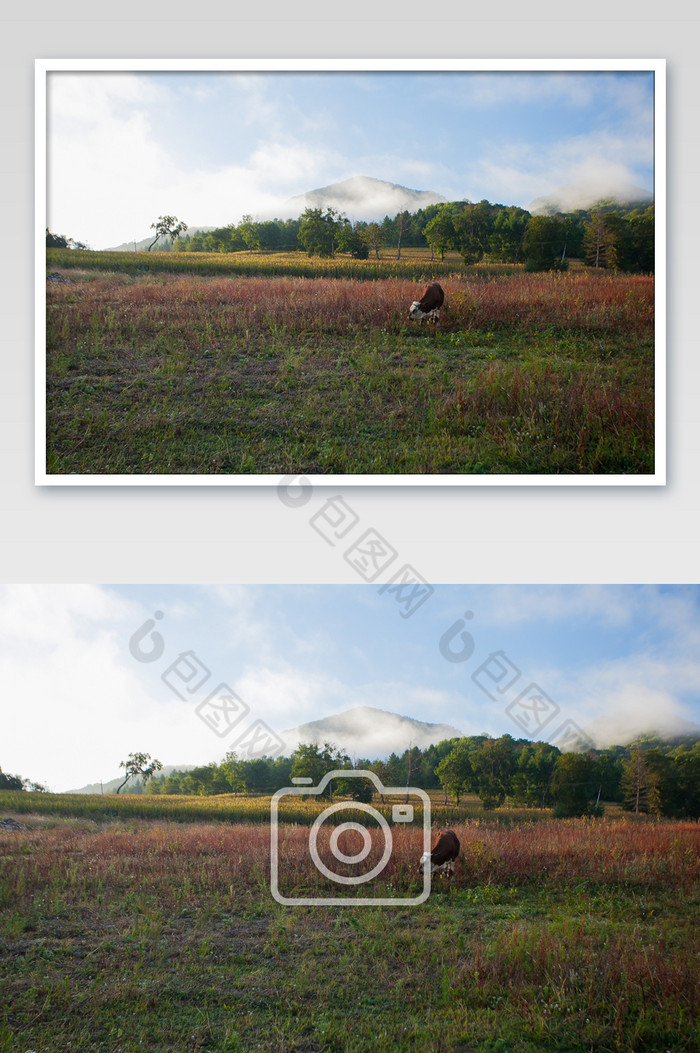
[
  {"left": 0, "top": 813, "right": 696, "bottom": 1052},
  {"left": 45, "top": 265, "right": 655, "bottom": 476}
]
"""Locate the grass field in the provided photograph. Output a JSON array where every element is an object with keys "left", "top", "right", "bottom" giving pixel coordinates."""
[
  {"left": 1, "top": 798, "right": 697, "bottom": 1052},
  {"left": 0, "top": 789, "right": 549, "bottom": 828},
  {"left": 44, "top": 251, "right": 655, "bottom": 477}
]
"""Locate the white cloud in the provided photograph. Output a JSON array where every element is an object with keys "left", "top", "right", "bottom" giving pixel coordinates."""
[
  {"left": 46, "top": 72, "right": 345, "bottom": 246},
  {"left": 4, "top": 586, "right": 696, "bottom": 792},
  {"left": 0, "top": 585, "right": 234, "bottom": 791},
  {"left": 557, "top": 654, "right": 700, "bottom": 745},
  {"left": 0, "top": 583, "right": 133, "bottom": 645},
  {"left": 466, "top": 584, "right": 643, "bottom": 629},
  {"left": 468, "top": 587, "right": 700, "bottom": 676},
  {"left": 48, "top": 71, "right": 165, "bottom": 130},
  {"left": 456, "top": 72, "right": 600, "bottom": 109},
  {"left": 431, "top": 71, "right": 651, "bottom": 120},
  {"left": 231, "top": 666, "right": 339, "bottom": 727},
  {"left": 45, "top": 69, "right": 655, "bottom": 247},
  {"left": 465, "top": 131, "right": 652, "bottom": 209},
  {"left": 227, "top": 662, "right": 463, "bottom": 737}
]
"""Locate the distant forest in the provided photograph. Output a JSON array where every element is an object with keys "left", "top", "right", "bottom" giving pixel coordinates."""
[
  {"left": 167, "top": 198, "right": 654, "bottom": 273},
  {"left": 131, "top": 732, "right": 697, "bottom": 819},
  {"left": 3, "top": 733, "right": 696, "bottom": 818},
  {"left": 48, "top": 197, "right": 655, "bottom": 274}
]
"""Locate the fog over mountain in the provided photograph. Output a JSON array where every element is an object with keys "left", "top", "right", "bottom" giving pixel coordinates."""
[
  {"left": 280, "top": 705, "right": 464, "bottom": 761},
  {"left": 275, "top": 175, "right": 448, "bottom": 222},
  {"left": 529, "top": 178, "right": 652, "bottom": 215},
  {"left": 104, "top": 178, "right": 446, "bottom": 249},
  {"left": 102, "top": 174, "right": 655, "bottom": 250},
  {"left": 65, "top": 705, "right": 700, "bottom": 793},
  {"left": 582, "top": 714, "right": 700, "bottom": 751}
]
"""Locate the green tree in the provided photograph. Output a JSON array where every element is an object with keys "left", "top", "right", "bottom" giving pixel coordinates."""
[
  {"left": 453, "top": 202, "right": 492, "bottom": 265},
  {"left": 670, "top": 743, "right": 700, "bottom": 818},
  {"left": 151, "top": 772, "right": 185, "bottom": 794},
  {"left": 420, "top": 737, "right": 469, "bottom": 790},
  {"left": 279, "top": 218, "right": 302, "bottom": 251},
  {"left": 583, "top": 208, "right": 631, "bottom": 270},
  {"left": 522, "top": 216, "right": 568, "bottom": 271},
  {"left": 627, "top": 205, "right": 655, "bottom": 273},
  {"left": 181, "top": 764, "right": 224, "bottom": 796},
  {"left": 220, "top": 751, "right": 246, "bottom": 794},
  {"left": 147, "top": 215, "right": 188, "bottom": 252},
  {"left": 336, "top": 223, "right": 369, "bottom": 259},
  {"left": 621, "top": 744, "right": 663, "bottom": 815},
  {"left": 424, "top": 207, "right": 456, "bottom": 260},
  {"left": 290, "top": 741, "right": 351, "bottom": 796},
  {"left": 241, "top": 758, "right": 273, "bottom": 794},
  {"left": 393, "top": 210, "right": 412, "bottom": 259},
  {"left": 46, "top": 228, "right": 69, "bottom": 249},
  {"left": 488, "top": 207, "right": 530, "bottom": 263},
  {"left": 469, "top": 735, "right": 517, "bottom": 809},
  {"left": 559, "top": 213, "right": 586, "bottom": 261},
  {"left": 364, "top": 759, "right": 391, "bottom": 800},
  {"left": 0, "top": 767, "right": 24, "bottom": 791},
  {"left": 267, "top": 754, "right": 294, "bottom": 790},
  {"left": 237, "top": 215, "right": 260, "bottom": 253},
  {"left": 333, "top": 773, "right": 375, "bottom": 802},
  {"left": 550, "top": 752, "right": 598, "bottom": 817},
  {"left": 362, "top": 222, "right": 385, "bottom": 259},
  {"left": 435, "top": 743, "right": 473, "bottom": 804},
  {"left": 46, "top": 228, "right": 88, "bottom": 250},
  {"left": 298, "top": 207, "right": 342, "bottom": 257},
  {"left": 511, "top": 741, "right": 560, "bottom": 807},
  {"left": 256, "top": 221, "right": 282, "bottom": 252},
  {"left": 592, "top": 748, "right": 625, "bottom": 804},
  {"left": 184, "top": 223, "right": 245, "bottom": 254},
  {"left": 384, "top": 752, "right": 405, "bottom": 785},
  {"left": 116, "top": 752, "right": 163, "bottom": 794}
]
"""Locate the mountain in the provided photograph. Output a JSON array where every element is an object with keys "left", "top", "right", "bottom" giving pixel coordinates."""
[
  {"left": 582, "top": 714, "right": 700, "bottom": 751},
  {"left": 529, "top": 179, "right": 652, "bottom": 215},
  {"left": 279, "top": 176, "right": 448, "bottom": 221},
  {"left": 279, "top": 705, "right": 464, "bottom": 760},
  {"left": 104, "top": 177, "right": 445, "bottom": 248}
]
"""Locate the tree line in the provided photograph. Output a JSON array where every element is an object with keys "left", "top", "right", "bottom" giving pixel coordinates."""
[
  {"left": 46, "top": 197, "right": 654, "bottom": 274},
  {"left": 45, "top": 229, "right": 89, "bottom": 252},
  {"left": 137, "top": 733, "right": 698, "bottom": 818},
  {"left": 171, "top": 198, "right": 654, "bottom": 273},
  {"left": 3, "top": 733, "right": 696, "bottom": 817},
  {"left": 0, "top": 767, "right": 47, "bottom": 793}
]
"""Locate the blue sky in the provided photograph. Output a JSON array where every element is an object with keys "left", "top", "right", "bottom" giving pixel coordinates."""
[
  {"left": 2, "top": 584, "right": 697, "bottom": 791},
  {"left": 46, "top": 67, "right": 655, "bottom": 249}
]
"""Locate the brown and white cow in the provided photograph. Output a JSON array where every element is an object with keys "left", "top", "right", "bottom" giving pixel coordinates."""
[
  {"left": 418, "top": 829, "right": 460, "bottom": 875},
  {"left": 408, "top": 282, "right": 445, "bottom": 325}
]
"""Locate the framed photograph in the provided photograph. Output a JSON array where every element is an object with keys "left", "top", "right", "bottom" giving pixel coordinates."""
[{"left": 37, "top": 59, "right": 665, "bottom": 485}]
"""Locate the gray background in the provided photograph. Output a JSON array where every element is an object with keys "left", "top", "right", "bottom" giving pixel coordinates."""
[{"left": 3, "top": 2, "right": 696, "bottom": 584}]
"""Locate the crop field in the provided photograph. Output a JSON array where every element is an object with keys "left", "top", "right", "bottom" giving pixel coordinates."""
[
  {"left": 44, "top": 251, "right": 655, "bottom": 477},
  {"left": 1, "top": 803, "right": 697, "bottom": 1052},
  {"left": 0, "top": 789, "right": 549, "bottom": 828}
]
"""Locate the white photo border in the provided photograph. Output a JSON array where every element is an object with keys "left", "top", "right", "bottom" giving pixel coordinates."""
[{"left": 36, "top": 57, "right": 666, "bottom": 487}]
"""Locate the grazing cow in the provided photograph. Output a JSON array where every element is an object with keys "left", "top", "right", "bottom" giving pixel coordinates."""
[
  {"left": 418, "top": 829, "right": 460, "bottom": 876},
  {"left": 408, "top": 282, "right": 445, "bottom": 325}
]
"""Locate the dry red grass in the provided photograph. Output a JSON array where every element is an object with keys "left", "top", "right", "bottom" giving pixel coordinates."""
[
  {"left": 2, "top": 816, "right": 695, "bottom": 907},
  {"left": 47, "top": 271, "right": 654, "bottom": 343}
]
